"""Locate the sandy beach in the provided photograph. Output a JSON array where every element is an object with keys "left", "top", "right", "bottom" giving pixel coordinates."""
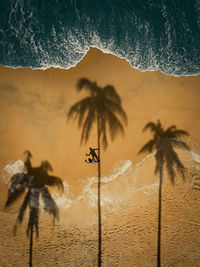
[{"left": 0, "top": 48, "right": 200, "bottom": 266}]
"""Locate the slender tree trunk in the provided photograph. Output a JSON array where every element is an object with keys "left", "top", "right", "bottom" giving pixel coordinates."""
[
  {"left": 157, "top": 163, "right": 163, "bottom": 267},
  {"left": 29, "top": 224, "right": 33, "bottom": 267},
  {"left": 97, "top": 115, "right": 102, "bottom": 267}
]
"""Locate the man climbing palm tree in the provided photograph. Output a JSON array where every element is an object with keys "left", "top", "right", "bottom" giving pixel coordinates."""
[
  {"left": 68, "top": 78, "right": 127, "bottom": 267},
  {"left": 139, "top": 120, "right": 189, "bottom": 267},
  {"left": 86, "top": 147, "right": 99, "bottom": 162}
]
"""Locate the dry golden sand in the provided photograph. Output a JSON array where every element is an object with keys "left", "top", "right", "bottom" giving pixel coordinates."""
[{"left": 0, "top": 48, "right": 200, "bottom": 266}]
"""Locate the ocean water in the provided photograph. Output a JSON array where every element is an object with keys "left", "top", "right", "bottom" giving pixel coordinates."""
[{"left": 0, "top": 0, "right": 200, "bottom": 75}]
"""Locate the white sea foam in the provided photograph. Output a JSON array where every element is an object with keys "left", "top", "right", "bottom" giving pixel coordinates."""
[
  {"left": 52, "top": 153, "right": 156, "bottom": 211},
  {"left": 184, "top": 137, "right": 200, "bottom": 169},
  {"left": 1, "top": 159, "right": 26, "bottom": 184},
  {"left": 52, "top": 181, "right": 72, "bottom": 209},
  {"left": 190, "top": 152, "right": 200, "bottom": 164}
]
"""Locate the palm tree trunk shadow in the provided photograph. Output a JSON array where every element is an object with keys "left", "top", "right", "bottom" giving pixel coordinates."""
[
  {"left": 29, "top": 224, "right": 33, "bottom": 267},
  {"left": 97, "top": 116, "right": 102, "bottom": 267},
  {"left": 157, "top": 163, "right": 163, "bottom": 267}
]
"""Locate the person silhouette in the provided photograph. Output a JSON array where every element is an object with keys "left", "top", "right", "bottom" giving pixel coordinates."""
[{"left": 86, "top": 147, "right": 99, "bottom": 161}]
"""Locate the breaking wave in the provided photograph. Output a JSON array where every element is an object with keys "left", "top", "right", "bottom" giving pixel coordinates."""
[{"left": 0, "top": 0, "right": 200, "bottom": 76}]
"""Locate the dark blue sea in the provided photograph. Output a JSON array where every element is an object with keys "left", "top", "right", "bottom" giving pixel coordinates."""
[{"left": 0, "top": 0, "right": 200, "bottom": 75}]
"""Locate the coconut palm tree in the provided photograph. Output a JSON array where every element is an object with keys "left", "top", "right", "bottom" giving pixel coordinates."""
[
  {"left": 68, "top": 78, "right": 127, "bottom": 266},
  {"left": 5, "top": 151, "right": 64, "bottom": 267},
  {"left": 139, "top": 120, "right": 189, "bottom": 267}
]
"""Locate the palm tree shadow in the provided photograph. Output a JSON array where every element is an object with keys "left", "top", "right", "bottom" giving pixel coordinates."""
[
  {"left": 5, "top": 151, "right": 64, "bottom": 266},
  {"left": 67, "top": 78, "right": 127, "bottom": 267},
  {"left": 138, "top": 120, "right": 189, "bottom": 267}
]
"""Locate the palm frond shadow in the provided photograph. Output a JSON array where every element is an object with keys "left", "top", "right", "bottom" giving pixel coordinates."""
[
  {"left": 67, "top": 78, "right": 127, "bottom": 148},
  {"left": 5, "top": 150, "right": 64, "bottom": 237},
  {"left": 139, "top": 119, "right": 189, "bottom": 183}
]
